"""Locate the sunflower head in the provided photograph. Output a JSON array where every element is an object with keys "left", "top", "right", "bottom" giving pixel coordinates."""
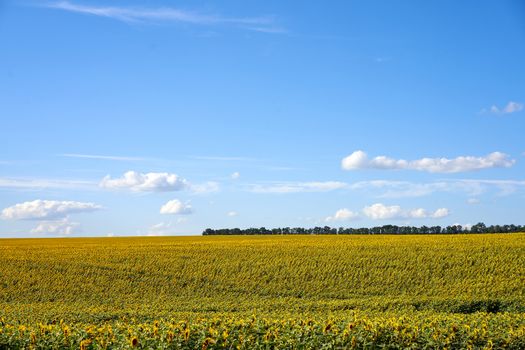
[{"left": 130, "top": 337, "right": 139, "bottom": 347}]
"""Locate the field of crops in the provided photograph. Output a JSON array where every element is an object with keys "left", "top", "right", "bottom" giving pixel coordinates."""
[{"left": 1, "top": 234, "right": 524, "bottom": 348}]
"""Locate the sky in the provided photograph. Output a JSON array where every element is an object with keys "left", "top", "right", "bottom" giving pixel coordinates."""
[{"left": 1, "top": 0, "right": 524, "bottom": 237}]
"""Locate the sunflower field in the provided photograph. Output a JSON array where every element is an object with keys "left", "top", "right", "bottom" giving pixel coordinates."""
[{"left": 1, "top": 234, "right": 524, "bottom": 348}]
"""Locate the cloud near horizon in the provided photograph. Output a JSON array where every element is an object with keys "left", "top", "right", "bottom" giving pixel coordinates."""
[
  {"left": 1, "top": 200, "right": 101, "bottom": 220},
  {"left": 325, "top": 208, "right": 359, "bottom": 222},
  {"left": 326, "top": 204, "right": 449, "bottom": 222},
  {"left": 362, "top": 203, "right": 449, "bottom": 220},
  {"left": 341, "top": 150, "right": 515, "bottom": 173},
  {"left": 45, "top": 1, "right": 284, "bottom": 33},
  {"left": 30, "top": 218, "right": 81, "bottom": 235},
  {"left": 147, "top": 221, "right": 184, "bottom": 236}
]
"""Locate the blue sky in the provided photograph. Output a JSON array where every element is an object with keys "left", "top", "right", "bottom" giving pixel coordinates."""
[{"left": 1, "top": 0, "right": 524, "bottom": 236}]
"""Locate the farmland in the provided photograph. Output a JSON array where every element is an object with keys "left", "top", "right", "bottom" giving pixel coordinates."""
[{"left": 1, "top": 234, "right": 525, "bottom": 348}]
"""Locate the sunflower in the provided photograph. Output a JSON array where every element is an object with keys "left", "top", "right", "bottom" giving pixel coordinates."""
[{"left": 130, "top": 336, "right": 139, "bottom": 347}]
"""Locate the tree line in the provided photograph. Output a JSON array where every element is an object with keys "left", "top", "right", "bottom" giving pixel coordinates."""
[{"left": 202, "top": 223, "right": 524, "bottom": 235}]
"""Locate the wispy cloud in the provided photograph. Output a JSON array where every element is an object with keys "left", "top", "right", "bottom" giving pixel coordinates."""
[
  {"left": 0, "top": 177, "right": 97, "bottom": 191},
  {"left": 483, "top": 101, "right": 524, "bottom": 115},
  {"left": 190, "top": 155, "right": 257, "bottom": 161},
  {"left": 248, "top": 178, "right": 525, "bottom": 197},
  {"left": 249, "top": 181, "right": 349, "bottom": 194},
  {"left": 189, "top": 181, "right": 220, "bottom": 194},
  {"left": 350, "top": 179, "right": 525, "bottom": 198},
  {"left": 45, "top": 1, "right": 284, "bottom": 33},
  {"left": 60, "top": 153, "right": 146, "bottom": 161},
  {"left": 374, "top": 57, "right": 391, "bottom": 63}
]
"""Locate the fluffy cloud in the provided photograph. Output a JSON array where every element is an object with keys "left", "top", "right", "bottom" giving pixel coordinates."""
[
  {"left": 30, "top": 218, "right": 80, "bottom": 235},
  {"left": 431, "top": 208, "right": 450, "bottom": 218},
  {"left": 363, "top": 203, "right": 403, "bottom": 220},
  {"left": 1, "top": 200, "right": 101, "bottom": 220},
  {"left": 250, "top": 181, "right": 348, "bottom": 193},
  {"left": 160, "top": 199, "right": 193, "bottom": 215},
  {"left": 100, "top": 171, "right": 189, "bottom": 192},
  {"left": 325, "top": 208, "right": 359, "bottom": 222},
  {"left": 231, "top": 172, "right": 240, "bottom": 180},
  {"left": 227, "top": 211, "right": 238, "bottom": 217},
  {"left": 488, "top": 101, "right": 524, "bottom": 114},
  {"left": 341, "top": 150, "right": 514, "bottom": 173},
  {"left": 362, "top": 203, "right": 449, "bottom": 220}
]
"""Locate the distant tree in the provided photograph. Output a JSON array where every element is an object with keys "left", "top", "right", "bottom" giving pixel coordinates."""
[{"left": 202, "top": 221, "right": 523, "bottom": 236}]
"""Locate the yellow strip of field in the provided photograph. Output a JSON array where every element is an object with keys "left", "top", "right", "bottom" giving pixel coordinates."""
[{"left": 1, "top": 234, "right": 524, "bottom": 348}]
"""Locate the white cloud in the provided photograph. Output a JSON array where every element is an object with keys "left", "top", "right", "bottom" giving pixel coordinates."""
[
  {"left": 486, "top": 101, "right": 524, "bottom": 114},
  {"left": 362, "top": 203, "right": 449, "bottom": 220},
  {"left": 231, "top": 172, "right": 240, "bottom": 180},
  {"left": 147, "top": 222, "right": 172, "bottom": 236},
  {"left": 249, "top": 178, "right": 525, "bottom": 198},
  {"left": 46, "top": 1, "right": 283, "bottom": 33},
  {"left": 456, "top": 179, "right": 525, "bottom": 196},
  {"left": 30, "top": 218, "right": 80, "bottom": 235},
  {"left": 190, "top": 181, "right": 220, "bottom": 194},
  {"left": 160, "top": 199, "right": 193, "bottom": 215},
  {"left": 458, "top": 223, "right": 473, "bottom": 230},
  {"left": 325, "top": 208, "right": 359, "bottom": 222},
  {"left": 431, "top": 208, "right": 450, "bottom": 218},
  {"left": 350, "top": 180, "right": 451, "bottom": 198},
  {"left": 100, "top": 171, "right": 189, "bottom": 192},
  {"left": 341, "top": 150, "right": 515, "bottom": 173},
  {"left": 1, "top": 200, "right": 101, "bottom": 220},
  {"left": 350, "top": 179, "right": 525, "bottom": 198},
  {"left": 250, "top": 181, "right": 348, "bottom": 193},
  {"left": 341, "top": 150, "right": 369, "bottom": 170},
  {"left": 408, "top": 208, "right": 428, "bottom": 218},
  {"left": 147, "top": 220, "right": 186, "bottom": 236},
  {"left": 192, "top": 156, "right": 255, "bottom": 161},
  {"left": 363, "top": 203, "right": 404, "bottom": 220},
  {"left": 467, "top": 198, "right": 480, "bottom": 205},
  {"left": 0, "top": 177, "right": 97, "bottom": 190},
  {"left": 60, "top": 153, "right": 145, "bottom": 161},
  {"left": 227, "top": 211, "right": 238, "bottom": 217}
]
